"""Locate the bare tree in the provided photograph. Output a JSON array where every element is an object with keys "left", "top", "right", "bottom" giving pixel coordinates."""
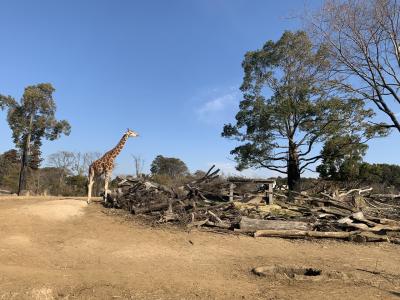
[
  {"left": 82, "top": 152, "right": 101, "bottom": 174},
  {"left": 47, "top": 151, "right": 74, "bottom": 175},
  {"left": 309, "top": 0, "right": 400, "bottom": 132},
  {"left": 47, "top": 151, "right": 75, "bottom": 190},
  {"left": 71, "top": 152, "right": 83, "bottom": 176},
  {"left": 71, "top": 151, "right": 101, "bottom": 176},
  {"left": 132, "top": 154, "right": 145, "bottom": 177}
]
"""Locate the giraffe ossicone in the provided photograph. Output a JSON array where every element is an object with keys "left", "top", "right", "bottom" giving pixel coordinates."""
[{"left": 87, "top": 128, "right": 139, "bottom": 204}]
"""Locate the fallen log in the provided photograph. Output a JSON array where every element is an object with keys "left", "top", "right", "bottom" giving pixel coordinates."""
[
  {"left": 350, "top": 212, "right": 377, "bottom": 226},
  {"left": 254, "top": 229, "right": 354, "bottom": 239},
  {"left": 337, "top": 217, "right": 371, "bottom": 231},
  {"left": 311, "top": 206, "right": 351, "bottom": 217},
  {"left": 254, "top": 229, "right": 399, "bottom": 244},
  {"left": 349, "top": 232, "right": 389, "bottom": 243},
  {"left": 338, "top": 187, "right": 373, "bottom": 197},
  {"left": 205, "top": 220, "right": 231, "bottom": 229},
  {"left": 240, "top": 217, "right": 312, "bottom": 231},
  {"left": 313, "top": 196, "right": 356, "bottom": 212},
  {"left": 132, "top": 200, "right": 178, "bottom": 214},
  {"left": 369, "top": 194, "right": 400, "bottom": 199}
]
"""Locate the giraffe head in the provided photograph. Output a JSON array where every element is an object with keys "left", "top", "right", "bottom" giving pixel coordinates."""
[{"left": 126, "top": 128, "right": 139, "bottom": 138}]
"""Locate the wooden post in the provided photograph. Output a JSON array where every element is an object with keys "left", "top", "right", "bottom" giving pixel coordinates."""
[
  {"left": 268, "top": 182, "right": 274, "bottom": 204},
  {"left": 229, "top": 183, "right": 234, "bottom": 202}
]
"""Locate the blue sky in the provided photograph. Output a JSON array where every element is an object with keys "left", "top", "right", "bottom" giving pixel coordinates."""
[{"left": 0, "top": 0, "right": 398, "bottom": 177}]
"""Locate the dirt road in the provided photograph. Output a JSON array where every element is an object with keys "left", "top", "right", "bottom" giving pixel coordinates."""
[{"left": 0, "top": 197, "right": 399, "bottom": 299}]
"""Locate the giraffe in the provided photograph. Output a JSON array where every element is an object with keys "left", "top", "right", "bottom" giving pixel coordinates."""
[{"left": 87, "top": 128, "right": 139, "bottom": 204}]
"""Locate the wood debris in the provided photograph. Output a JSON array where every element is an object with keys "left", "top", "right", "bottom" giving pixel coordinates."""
[{"left": 106, "top": 168, "right": 400, "bottom": 244}]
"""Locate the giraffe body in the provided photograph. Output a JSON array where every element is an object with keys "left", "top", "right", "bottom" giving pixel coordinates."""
[{"left": 87, "top": 129, "right": 139, "bottom": 203}]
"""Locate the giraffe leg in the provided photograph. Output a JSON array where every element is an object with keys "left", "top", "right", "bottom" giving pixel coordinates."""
[
  {"left": 104, "top": 171, "right": 110, "bottom": 204},
  {"left": 87, "top": 168, "right": 95, "bottom": 204}
]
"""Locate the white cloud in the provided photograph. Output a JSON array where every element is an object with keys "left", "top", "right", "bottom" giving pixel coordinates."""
[
  {"left": 198, "top": 93, "right": 236, "bottom": 114},
  {"left": 195, "top": 87, "right": 240, "bottom": 124}
]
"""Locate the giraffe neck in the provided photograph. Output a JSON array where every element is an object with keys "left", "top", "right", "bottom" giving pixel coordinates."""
[{"left": 109, "top": 134, "right": 128, "bottom": 159}]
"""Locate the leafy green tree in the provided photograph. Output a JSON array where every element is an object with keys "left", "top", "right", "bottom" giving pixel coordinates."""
[
  {"left": 29, "top": 142, "right": 43, "bottom": 170},
  {"left": 0, "top": 149, "right": 20, "bottom": 191},
  {"left": 0, "top": 83, "right": 71, "bottom": 194},
  {"left": 150, "top": 155, "right": 189, "bottom": 177},
  {"left": 316, "top": 136, "right": 368, "bottom": 180},
  {"left": 222, "top": 31, "right": 383, "bottom": 190},
  {"left": 0, "top": 95, "right": 15, "bottom": 110}
]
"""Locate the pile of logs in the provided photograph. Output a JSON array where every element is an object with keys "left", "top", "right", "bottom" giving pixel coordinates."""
[
  {"left": 106, "top": 167, "right": 400, "bottom": 244},
  {"left": 107, "top": 166, "right": 239, "bottom": 227}
]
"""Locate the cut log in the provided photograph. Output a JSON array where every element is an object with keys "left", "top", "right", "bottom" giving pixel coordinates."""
[
  {"left": 369, "top": 194, "right": 400, "bottom": 199},
  {"left": 254, "top": 229, "right": 354, "bottom": 239},
  {"left": 240, "top": 217, "right": 312, "bottom": 231},
  {"left": 132, "top": 201, "right": 175, "bottom": 214},
  {"left": 311, "top": 206, "right": 351, "bottom": 217},
  {"left": 349, "top": 232, "right": 389, "bottom": 243},
  {"left": 205, "top": 220, "right": 231, "bottom": 229},
  {"left": 338, "top": 215, "right": 400, "bottom": 233},
  {"left": 313, "top": 196, "right": 356, "bottom": 212}
]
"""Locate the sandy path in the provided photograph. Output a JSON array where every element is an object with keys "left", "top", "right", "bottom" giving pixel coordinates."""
[{"left": 0, "top": 196, "right": 399, "bottom": 299}]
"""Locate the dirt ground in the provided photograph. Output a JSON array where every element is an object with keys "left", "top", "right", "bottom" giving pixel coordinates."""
[{"left": 0, "top": 197, "right": 400, "bottom": 299}]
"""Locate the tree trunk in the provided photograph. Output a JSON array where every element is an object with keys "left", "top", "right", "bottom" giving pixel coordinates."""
[
  {"left": 18, "top": 114, "right": 33, "bottom": 195},
  {"left": 18, "top": 133, "right": 31, "bottom": 195},
  {"left": 287, "top": 141, "right": 300, "bottom": 191}
]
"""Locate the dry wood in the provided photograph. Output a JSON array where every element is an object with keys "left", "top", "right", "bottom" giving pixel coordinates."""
[
  {"left": 369, "top": 194, "right": 400, "bottom": 199},
  {"left": 254, "top": 229, "right": 355, "bottom": 239},
  {"left": 310, "top": 206, "right": 351, "bottom": 217},
  {"left": 240, "top": 217, "right": 312, "bottom": 231},
  {"left": 108, "top": 175, "right": 400, "bottom": 240},
  {"left": 132, "top": 201, "right": 177, "bottom": 214},
  {"left": 349, "top": 232, "right": 389, "bottom": 243},
  {"left": 350, "top": 212, "right": 377, "bottom": 226},
  {"left": 338, "top": 214, "right": 400, "bottom": 233},
  {"left": 338, "top": 187, "right": 373, "bottom": 197},
  {"left": 313, "top": 195, "right": 356, "bottom": 212},
  {"left": 205, "top": 220, "right": 231, "bottom": 229}
]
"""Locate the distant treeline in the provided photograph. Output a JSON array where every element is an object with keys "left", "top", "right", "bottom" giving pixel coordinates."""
[
  {"left": 0, "top": 149, "right": 100, "bottom": 196},
  {"left": 1, "top": 148, "right": 400, "bottom": 196},
  {"left": 0, "top": 151, "right": 201, "bottom": 196}
]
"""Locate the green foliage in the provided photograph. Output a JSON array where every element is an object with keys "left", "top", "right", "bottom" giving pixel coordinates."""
[
  {"left": 317, "top": 138, "right": 400, "bottom": 188},
  {"left": 359, "top": 163, "right": 400, "bottom": 188},
  {"left": 318, "top": 159, "right": 400, "bottom": 190},
  {"left": 150, "top": 155, "right": 189, "bottom": 177},
  {"left": 222, "top": 31, "right": 384, "bottom": 190},
  {"left": 0, "top": 149, "right": 20, "bottom": 192},
  {"left": 29, "top": 142, "right": 42, "bottom": 170},
  {"left": 316, "top": 136, "right": 368, "bottom": 180},
  {"left": 0, "top": 95, "right": 16, "bottom": 110},
  {"left": 5, "top": 83, "right": 71, "bottom": 148}
]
